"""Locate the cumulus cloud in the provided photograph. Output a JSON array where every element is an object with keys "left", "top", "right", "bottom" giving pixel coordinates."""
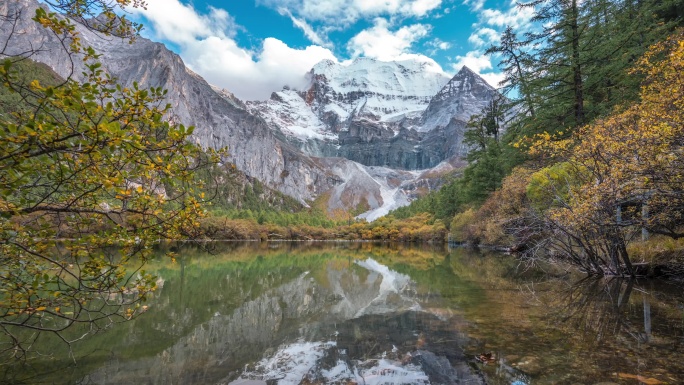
[
  {"left": 468, "top": 27, "right": 500, "bottom": 48},
  {"left": 131, "top": 0, "right": 236, "bottom": 43},
  {"left": 453, "top": 50, "right": 493, "bottom": 73},
  {"left": 129, "top": 0, "right": 337, "bottom": 101},
  {"left": 435, "top": 40, "right": 451, "bottom": 50},
  {"left": 478, "top": 72, "right": 505, "bottom": 88},
  {"left": 406, "top": 0, "right": 443, "bottom": 16},
  {"left": 425, "top": 38, "right": 451, "bottom": 55},
  {"left": 347, "top": 18, "right": 431, "bottom": 61},
  {"left": 187, "top": 38, "right": 337, "bottom": 100},
  {"left": 481, "top": 6, "right": 535, "bottom": 29}
]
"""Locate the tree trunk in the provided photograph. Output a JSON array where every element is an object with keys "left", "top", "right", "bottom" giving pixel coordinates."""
[{"left": 570, "top": 0, "right": 585, "bottom": 126}]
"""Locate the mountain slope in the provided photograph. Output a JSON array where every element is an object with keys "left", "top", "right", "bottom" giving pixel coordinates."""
[
  {"left": 0, "top": 0, "right": 340, "bottom": 204},
  {"left": 419, "top": 66, "right": 498, "bottom": 132},
  {"left": 305, "top": 58, "right": 450, "bottom": 125},
  {"left": 0, "top": 0, "right": 489, "bottom": 219},
  {"left": 250, "top": 63, "right": 499, "bottom": 170}
]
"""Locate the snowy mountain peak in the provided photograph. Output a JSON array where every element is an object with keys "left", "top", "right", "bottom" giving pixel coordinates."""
[
  {"left": 310, "top": 57, "right": 449, "bottom": 97},
  {"left": 248, "top": 56, "right": 500, "bottom": 172},
  {"left": 432, "top": 65, "right": 493, "bottom": 102},
  {"left": 455, "top": 65, "right": 492, "bottom": 87},
  {"left": 303, "top": 57, "right": 450, "bottom": 126},
  {"left": 417, "top": 66, "right": 498, "bottom": 132},
  {"left": 457, "top": 65, "right": 478, "bottom": 76},
  {"left": 315, "top": 59, "right": 337, "bottom": 68}
]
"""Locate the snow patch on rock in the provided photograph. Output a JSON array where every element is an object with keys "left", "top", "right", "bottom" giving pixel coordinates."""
[
  {"left": 353, "top": 258, "right": 421, "bottom": 317},
  {"left": 234, "top": 341, "right": 336, "bottom": 385},
  {"left": 356, "top": 167, "right": 415, "bottom": 221},
  {"left": 249, "top": 90, "right": 337, "bottom": 141},
  {"left": 418, "top": 66, "right": 498, "bottom": 133},
  {"left": 232, "top": 340, "right": 431, "bottom": 385}
]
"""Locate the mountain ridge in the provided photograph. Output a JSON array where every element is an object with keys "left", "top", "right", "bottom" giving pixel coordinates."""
[
  {"left": 249, "top": 60, "right": 499, "bottom": 170},
  {"left": 0, "top": 0, "right": 341, "bottom": 203},
  {"left": 0, "top": 0, "right": 497, "bottom": 219}
]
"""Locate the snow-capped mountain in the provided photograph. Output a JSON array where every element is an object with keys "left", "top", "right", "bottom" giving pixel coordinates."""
[
  {"left": 249, "top": 60, "right": 499, "bottom": 170},
  {"left": 3, "top": 0, "right": 499, "bottom": 219},
  {"left": 419, "top": 65, "right": 499, "bottom": 132},
  {"left": 305, "top": 57, "right": 450, "bottom": 125}
]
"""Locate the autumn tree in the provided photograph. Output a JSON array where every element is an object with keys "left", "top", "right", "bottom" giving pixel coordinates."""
[
  {"left": 390, "top": 0, "right": 683, "bottom": 255},
  {"left": 0, "top": 0, "right": 222, "bottom": 359},
  {"left": 526, "top": 29, "right": 684, "bottom": 276}
]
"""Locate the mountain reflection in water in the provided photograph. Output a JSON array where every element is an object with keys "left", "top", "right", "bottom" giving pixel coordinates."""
[{"left": 5, "top": 242, "right": 684, "bottom": 385}]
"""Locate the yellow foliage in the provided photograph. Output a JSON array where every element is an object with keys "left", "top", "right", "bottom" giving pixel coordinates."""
[
  {"left": 450, "top": 208, "right": 476, "bottom": 243},
  {"left": 0, "top": 1, "right": 223, "bottom": 353},
  {"left": 462, "top": 167, "right": 535, "bottom": 246},
  {"left": 541, "top": 30, "right": 684, "bottom": 236},
  {"left": 512, "top": 30, "right": 684, "bottom": 274}
]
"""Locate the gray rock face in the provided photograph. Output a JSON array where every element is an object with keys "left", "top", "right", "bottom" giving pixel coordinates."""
[
  {"left": 337, "top": 119, "right": 472, "bottom": 170},
  {"left": 0, "top": 0, "right": 337, "bottom": 203},
  {"left": 420, "top": 66, "right": 498, "bottom": 132},
  {"left": 250, "top": 61, "right": 499, "bottom": 170},
  {"left": 0, "top": 0, "right": 481, "bottom": 216}
]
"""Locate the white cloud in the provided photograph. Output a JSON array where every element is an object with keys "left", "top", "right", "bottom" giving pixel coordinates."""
[
  {"left": 453, "top": 50, "right": 492, "bottom": 73},
  {"left": 468, "top": 27, "right": 500, "bottom": 47},
  {"left": 133, "top": 0, "right": 236, "bottom": 44},
  {"left": 407, "top": 0, "right": 443, "bottom": 16},
  {"left": 479, "top": 72, "right": 505, "bottom": 88},
  {"left": 130, "top": 0, "right": 337, "bottom": 100},
  {"left": 347, "top": 18, "right": 431, "bottom": 61},
  {"left": 425, "top": 38, "right": 451, "bottom": 55},
  {"left": 351, "top": 0, "right": 441, "bottom": 16},
  {"left": 464, "top": 0, "right": 537, "bottom": 53},
  {"left": 481, "top": 6, "right": 535, "bottom": 29},
  {"left": 277, "top": 7, "right": 329, "bottom": 47},
  {"left": 258, "top": 0, "right": 443, "bottom": 26},
  {"left": 187, "top": 37, "right": 337, "bottom": 100},
  {"left": 463, "top": 0, "right": 486, "bottom": 12},
  {"left": 353, "top": 0, "right": 402, "bottom": 14}
]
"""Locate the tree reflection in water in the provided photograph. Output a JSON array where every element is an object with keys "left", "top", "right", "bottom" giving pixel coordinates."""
[
  {"left": 450, "top": 247, "right": 684, "bottom": 384},
  {"left": 528, "top": 276, "right": 684, "bottom": 383},
  {"left": 4, "top": 243, "right": 683, "bottom": 384},
  {"left": 557, "top": 278, "right": 657, "bottom": 344}
]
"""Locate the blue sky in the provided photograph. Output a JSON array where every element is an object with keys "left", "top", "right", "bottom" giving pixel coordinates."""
[{"left": 127, "top": 0, "right": 535, "bottom": 100}]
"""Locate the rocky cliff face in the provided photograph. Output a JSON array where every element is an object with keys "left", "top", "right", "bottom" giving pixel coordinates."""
[
  {"left": 0, "top": 0, "right": 492, "bottom": 218},
  {"left": 419, "top": 66, "right": 498, "bottom": 132},
  {"left": 249, "top": 60, "right": 499, "bottom": 170},
  {"left": 0, "top": 0, "right": 341, "bottom": 203}
]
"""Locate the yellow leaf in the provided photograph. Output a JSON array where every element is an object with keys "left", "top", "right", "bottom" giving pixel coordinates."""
[{"left": 616, "top": 372, "right": 664, "bottom": 385}]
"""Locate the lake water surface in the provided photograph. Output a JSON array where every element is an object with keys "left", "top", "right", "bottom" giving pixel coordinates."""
[{"left": 10, "top": 242, "right": 684, "bottom": 384}]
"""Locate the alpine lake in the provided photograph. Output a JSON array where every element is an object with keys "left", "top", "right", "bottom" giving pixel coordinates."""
[{"left": 7, "top": 242, "right": 684, "bottom": 385}]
